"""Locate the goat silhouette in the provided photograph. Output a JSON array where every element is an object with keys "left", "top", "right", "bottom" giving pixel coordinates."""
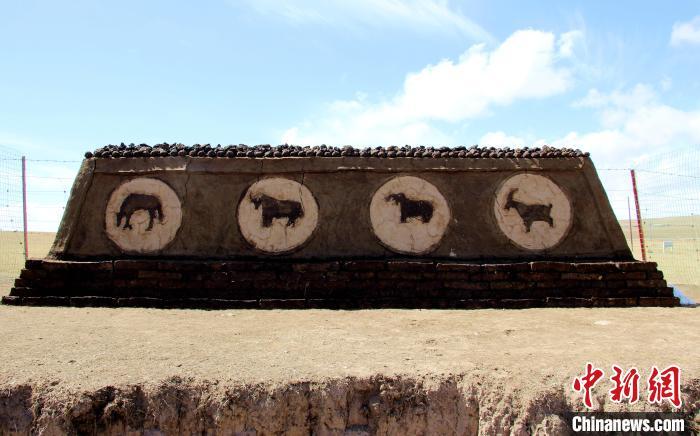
[
  {"left": 116, "top": 194, "right": 164, "bottom": 231},
  {"left": 385, "top": 193, "right": 433, "bottom": 223},
  {"left": 250, "top": 194, "right": 304, "bottom": 227},
  {"left": 504, "top": 189, "right": 553, "bottom": 232}
]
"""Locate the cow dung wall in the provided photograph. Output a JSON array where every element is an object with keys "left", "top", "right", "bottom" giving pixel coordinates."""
[
  {"left": 49, "top": 151, "right": 630, "bottom": 260},
  {"left": 3, "top": 145, "right": 680, "bottom": 308}
]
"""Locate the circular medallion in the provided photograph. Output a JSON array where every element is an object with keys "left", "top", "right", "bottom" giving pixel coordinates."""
[
  {"left": 238, "top": 178, "right": 319, "bottom": 253},
  {"left": 105, "top": 178, "right": 182, "bottom": 253},
  {"left": 370, "top": 176, "right": 450, "bottom": 254},
  {"left": 493, "top": 173, "right": 572, "bottom": 250}
]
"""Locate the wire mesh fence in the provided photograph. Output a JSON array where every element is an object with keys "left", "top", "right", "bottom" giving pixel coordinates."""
[
  {"left": 632, "top": 147, "right": 699, "bottom": 290},
  {"left": 600, "top": 146, "right": 700, "bottom": 299},
  {"left": 0, "top": 148, "right": 26, "bottom": 290},
  {"left": 0, "top": 147, "right": 78, "bottom": 295}
]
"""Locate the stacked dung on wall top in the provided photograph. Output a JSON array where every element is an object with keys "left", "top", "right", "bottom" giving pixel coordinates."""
[{"left": 3, "top": 144, "right": 679, "bottom": 308}]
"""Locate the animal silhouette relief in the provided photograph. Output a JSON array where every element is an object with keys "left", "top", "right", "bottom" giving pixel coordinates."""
[
  {"left": 116, "top": 194, "right": 164, "bottom": 231},
  {"left": 385, "top": 193, "right": 434, "bottom": 223},
  {"left": 504, "top": 189, "right": 554, "bottom": 232},
  {"left": 250, "top": 194, "right": 304, "bottom": 227}
]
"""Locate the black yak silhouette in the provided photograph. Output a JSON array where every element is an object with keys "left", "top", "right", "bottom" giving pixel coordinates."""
[
  {"left": 116, "top": 194, "right": 164, "bottom": 231},
  {"left": 504, "top": 189, "right": 554, "bottom": 232},
  {"left": 385, "top": 193, "right": 433, "bottom": 223},
  {"left": 250, "top": 194, "right": 304, "bottom": 227}
]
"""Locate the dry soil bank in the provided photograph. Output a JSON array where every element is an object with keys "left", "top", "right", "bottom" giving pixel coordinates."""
[{"left": 0, "top": 306, "right": 698, "bottom": 434}]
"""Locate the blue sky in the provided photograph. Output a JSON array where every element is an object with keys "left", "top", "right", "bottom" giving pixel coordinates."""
[{"left": 1, "top": 1, "right": 699, "bottom": 231}]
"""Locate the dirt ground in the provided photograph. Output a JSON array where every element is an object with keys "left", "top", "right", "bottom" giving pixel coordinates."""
[{"left": 0, "top": 306, "right": 698, "bottom": 434}]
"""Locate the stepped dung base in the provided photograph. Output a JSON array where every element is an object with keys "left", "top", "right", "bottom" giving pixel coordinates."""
[{"left": 2, "top": 258, "right": 679, "bottom": 309}]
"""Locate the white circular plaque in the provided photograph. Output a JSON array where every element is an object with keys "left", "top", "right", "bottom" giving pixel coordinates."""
[
  {"left": 105, "top": 178, "right": 182, "bottom": 253},
  {"left": 238, "top": 178, "right": 319, "bottom": 253},
  {"left": 370, "top": 176, "right": 450, "bottom": 254},
  {"left": 494, "top": 173, "right": 572, "bottom": 250}
]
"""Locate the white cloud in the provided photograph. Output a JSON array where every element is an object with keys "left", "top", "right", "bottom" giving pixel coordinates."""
[
  {"left": 479, "top": 131, "right": 551, "bottom": 148},
  {"left": 572, "top": 84, "right": 657, "bottom": 129},
  {"left": 573, "top": 84, "right": 655, "bottom": 110},
  {"left": 557, "top": 30, "right": 584, "bottom": 58},
  {"left": 485, "top": 85, "right": 700, "bottom": 219},
  {"left": 240, "top": 0, "right": 493, "bottom": 41},
  {"left": 281, "top": 117, "right": 452, "bottom": 146},
  {"left": 480, "top": 84, "right": 700, "bottom": 177},
  {"left": 670, "top": 15, "right": 700, "bottom": 46},
  {"left": 562, "top": 85, "right": 700, "bottom": 168},
  {"left": 660, "top": 77, "right": 672, "bottom": 91},
  {"left": 282, "top": 29, "right": 574, "bottom": 145},
  {"left": 479, "top": 131, "right": 527, "bottom": 147}
]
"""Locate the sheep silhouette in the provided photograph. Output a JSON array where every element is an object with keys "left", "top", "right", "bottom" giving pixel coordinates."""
[
  {"left": 116, "top": 194, "right": 164, "bottom": 231},
  {"left": 504, "top": 189, "right": 554, "bottom": 232},
  {"left": 385, "top": 193, "right": 433, "bottom": 223},
  {"left": 250, "top": 193, "right": 304, "bottom": 227}
]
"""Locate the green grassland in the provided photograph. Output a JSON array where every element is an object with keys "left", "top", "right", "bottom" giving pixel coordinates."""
[
  {"left": 0, "top": 231, "right": 55, "bottom": 294},
  {"left": 620, "top": 215, "right": 700, "bottom": 288},
  {"left": 1, "top": 216, "right": 698, "bottom": 301}
]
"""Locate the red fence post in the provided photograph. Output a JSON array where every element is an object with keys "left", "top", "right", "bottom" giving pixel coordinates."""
[
  {"left": 22, "top": 156, "right": 28, "bottom": 259},
  {"left": 630, "top": 169, "right": 646, "bottom": 261},
  {"left": 627, "top": 196, "right": 634, "bottom": 250}
]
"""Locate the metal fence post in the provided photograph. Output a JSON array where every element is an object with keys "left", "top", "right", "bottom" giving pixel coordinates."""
[
  {"left": 22, "top": 156, "right": 28, "bottom": 259},
  {"left": 627, "top": 196, "right": 634, "bottom": 251},
  {"left": 630, "top": 169, "right": 646, "bottom": 261}
]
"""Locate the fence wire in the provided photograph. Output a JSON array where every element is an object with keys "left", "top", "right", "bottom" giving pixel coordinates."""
[
  {"left": 633, "top": 148, "right": 699, "bottom": 289},
  {"left": 0, "top": 148, "right": 25, "bottom": 290},
  {"left": 601, "top": 146, "right": 700, "bottom": 293}
]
